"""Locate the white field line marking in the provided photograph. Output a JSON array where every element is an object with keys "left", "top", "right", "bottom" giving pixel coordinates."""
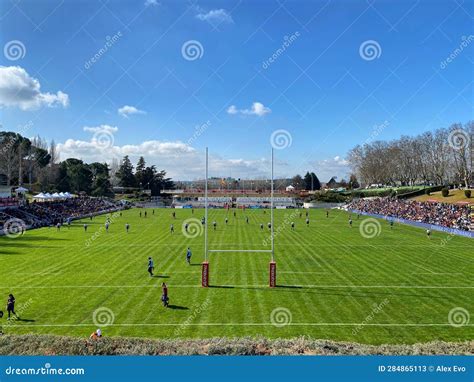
[
  {"left": 413, "top": 264, "right": 436, "bottom": 274},
  {"left": 13, "top": 243, "right": 474, "bottom": 248},
  {"left": 412, "top": 272, "right": 464, "bottom": 275},
  {"left": 6, "top": 323, "right": 474, "bottom": 327},
  {"left": 279, "top": 271, "right": 331, "bottom": 274},
  {"left": 3, "top": 285, "right": 473, "bottom": 289},
  {"left": 8, "top": 271, "right": 469, "bottom": 276}
]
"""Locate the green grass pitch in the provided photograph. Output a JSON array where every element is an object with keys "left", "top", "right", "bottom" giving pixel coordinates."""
[{"left": 0, "top": 208, "right": 472, "bottom": 345}]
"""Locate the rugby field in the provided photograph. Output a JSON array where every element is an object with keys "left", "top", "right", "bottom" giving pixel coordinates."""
[{"left": 0, "top": 208, "right": 472, "bottom": 345}]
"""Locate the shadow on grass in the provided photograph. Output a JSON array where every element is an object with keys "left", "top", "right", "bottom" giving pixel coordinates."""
[
  {"left": 0, "top": 250, "right": 23, "bottom": 255},
  {"left": 209, "top": 285, "right": 234, "bottom": 289},
  {"left": 276, "top": 285, "right": 303, "bottom": 289},
  {"left": 167, "top": 305, "right": 188, "bottom": 310},
  {"left": 8, "top": 318, "right": 36, "bottom": 323},
  {"left": 152, "top": 275, "right": 169, "bottom": 279},
  {"left": 4, "top": 235, "right": 69, "bottom": 243},
  {"left": 17, "top": 318, "right": 36, "bottom": 322}
]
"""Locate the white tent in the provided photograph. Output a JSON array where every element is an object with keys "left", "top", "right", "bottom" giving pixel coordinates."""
[
  {"left": 15, "top": 186, "right": 29, "bottom": 193},
  {"left": 33, "top": 192, "right": 49, "bottom": 202}
]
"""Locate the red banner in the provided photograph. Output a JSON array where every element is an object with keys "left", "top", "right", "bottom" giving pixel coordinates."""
[
  {"left": 269, "top": 261, "right": 276, "bottom": 287},
  {"left": 202, "top": 261, "right": 209, "bottom": 287}
]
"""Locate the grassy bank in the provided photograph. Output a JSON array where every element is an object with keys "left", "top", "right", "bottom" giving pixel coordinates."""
[
  {"left": 413, "top": 189, "right": 473, "bottom": 204},
  {"left": 0, "top": 335, "right": 472, "bottom": 355}
]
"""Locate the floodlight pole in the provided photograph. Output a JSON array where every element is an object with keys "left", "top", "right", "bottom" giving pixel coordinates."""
[{"left": 271, "top": 147, "right": 274, "bottom": 262}]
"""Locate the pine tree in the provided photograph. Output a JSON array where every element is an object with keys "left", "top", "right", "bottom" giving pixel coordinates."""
[
  {"left": 135, "top": 156, "right": 146, "bottom": 188},
  {"left": 117, "top": 155, "right": 136, "bottom": 188},
  {"left": 304, "top": 172, "right": 321, "bottom": 190}
]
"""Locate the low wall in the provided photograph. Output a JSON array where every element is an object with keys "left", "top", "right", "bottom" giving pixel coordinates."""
[
  {"left": 348, "top": 209, "right": 473, "bottom": 239},
  {"left": 304, "top": 202, "right": 345, "bottom": 209}
]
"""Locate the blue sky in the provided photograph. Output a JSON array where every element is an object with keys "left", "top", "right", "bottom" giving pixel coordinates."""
[{"left": 0, "top": 0, "right": 472, "bottom": 180}]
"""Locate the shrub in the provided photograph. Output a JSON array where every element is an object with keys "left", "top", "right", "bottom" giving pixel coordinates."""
[
  {"left": 441, "top": 188, "right": 449, "bottom": 197},
  {"left": 465, "top": 189, "right": 471, "bottom": 198},
  {"left": 424, "top": 189, "right": 431, "bottom": 195}
]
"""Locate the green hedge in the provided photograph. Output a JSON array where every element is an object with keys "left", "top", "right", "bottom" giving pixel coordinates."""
[{"left": 396, "top": 186, "right": 444, "bottom": 199}]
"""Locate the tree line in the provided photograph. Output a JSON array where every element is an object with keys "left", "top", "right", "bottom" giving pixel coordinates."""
[
  {"left": 113, "top": 155, "right": 174, "bottom": 195},
  {"left": 0, "top": 131, "right": 174, "bottom": 196},
  {"left": 347, "top": 122, "right": 473, "bottom": 188},
  {"left": 0, "top": 131, "right": 55, "bottom": 189}
]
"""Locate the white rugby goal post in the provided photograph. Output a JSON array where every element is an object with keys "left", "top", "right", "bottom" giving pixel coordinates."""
[{"left": 201, "top": 147, "right": 276, "bottom": 287}]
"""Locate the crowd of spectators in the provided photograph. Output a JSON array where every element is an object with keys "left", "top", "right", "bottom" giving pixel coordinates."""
[
  {"left": 1, "top": 197, "right": 122, "bottom": 232},
  {"left": 0, "top": 197, "right": 18, "bottom": 207},
  {"left": 347, "top": 197, "right": 472, "bottom": 231}
]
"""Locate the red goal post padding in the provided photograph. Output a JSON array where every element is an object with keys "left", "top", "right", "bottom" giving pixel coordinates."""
[
  {"left": 202, "top": 261, "right": 209, "bottom": 287},
  {"left": 269, "top": 261, "right": 276, "bottom": 287}
]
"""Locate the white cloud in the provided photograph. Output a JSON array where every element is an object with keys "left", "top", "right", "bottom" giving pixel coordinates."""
[
  {"left": 57, "top": 134, "right": 276, "bottom": 179},
  {"left": 196, "top": 8, "right": 233, "bottom": 24},
  {"left": 83, "top": 125, "right": 118, "bottom": 134},
  {"left": 311, "top": 156, "right": 350, "bottom": 183},
  {"left": 0, "top": 66, "right": 69, "bottom": 111},
  {"left": 144, "top": 0, "right": 159, "bottom": 6},
  {"left": 227, "top": 102, "right": 271, "bottom": 117},
  {"left": 226, "top": 105, "right": 238, "bottom": 115},
  {"left": 118, "top": 105, "right": 146, "bottom": 118}
]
